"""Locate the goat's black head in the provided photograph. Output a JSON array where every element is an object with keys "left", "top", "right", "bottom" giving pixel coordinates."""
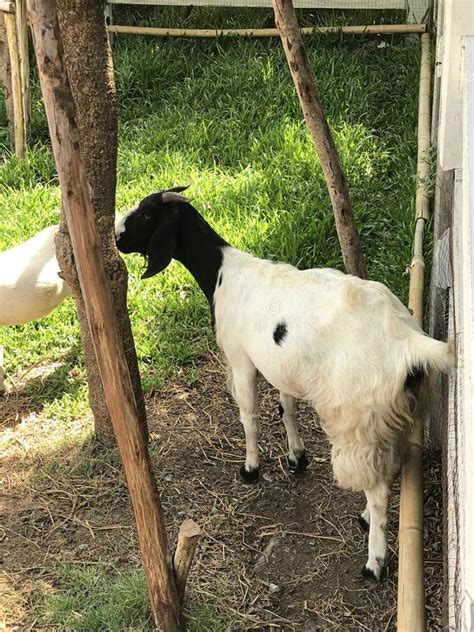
[{"left": 115, "top": 184, "right": 191, "bottom": 279}]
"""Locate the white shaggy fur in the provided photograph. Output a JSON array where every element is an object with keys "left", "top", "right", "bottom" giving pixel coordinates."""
[{"left": 0, "top": 226, "right": 71, "bottom": 392}]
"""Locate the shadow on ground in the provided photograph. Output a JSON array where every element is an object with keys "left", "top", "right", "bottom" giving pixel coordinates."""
[{"left": 1, "top": 344, "right": 84, "bottom": 429}]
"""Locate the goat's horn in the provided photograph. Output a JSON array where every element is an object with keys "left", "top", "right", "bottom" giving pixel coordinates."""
[
  {"left": 162, "top": 192, "right": 192, "bottom": 204},
  {"left": 166, "top": 182, "right": 192, "bottom": 194}
]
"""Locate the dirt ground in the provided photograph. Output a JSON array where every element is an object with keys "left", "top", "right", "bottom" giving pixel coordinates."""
[{"left": 1, "top": 354, "right": 444, "bottom": 630}]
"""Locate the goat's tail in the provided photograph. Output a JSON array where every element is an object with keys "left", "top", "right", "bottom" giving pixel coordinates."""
[
  {"left": 402, "top": 336, "right": 454, "bottom": 427},
  {"left": 410, "top": 336, "right": 454, "bottom": 376}
]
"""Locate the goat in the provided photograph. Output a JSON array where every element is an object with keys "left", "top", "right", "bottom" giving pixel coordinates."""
[
  {"left": 115, "top": 185, "right": 453, "bottom": 581},
  {"left": 0, "top": 225, "right": 71, "bottom": 392}
]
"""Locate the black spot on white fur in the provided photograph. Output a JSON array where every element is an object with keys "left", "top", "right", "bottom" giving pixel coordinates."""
[
  {"left": 278, "top": 402, "right": 284, "bottom": 418},
  {"left": 239, "top": 465, "right": 259, "bottom": 484},
  {"left": 273, "top": 321, "right": 287, "bottom": 345}
]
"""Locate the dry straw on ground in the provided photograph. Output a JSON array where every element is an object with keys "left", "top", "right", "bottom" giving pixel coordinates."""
[{"left": 1, "top": 354, "right": 444, "bottom": 630}]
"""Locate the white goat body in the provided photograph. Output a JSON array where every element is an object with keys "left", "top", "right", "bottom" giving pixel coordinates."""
[
  {"left": 215, "top": 248, "right": 451, "bottom": 491},
  {"left": 0, "top": 225, "right": 71, "bottom": 326},
  {"left": 0, "top": 225, "right": 71, "bottom": 391},
  {"left": 115, "top": 188, "right": 453, "bottom": 581},
  {"left": 214, "top": 247, "right": 452, "bottom": 580}
]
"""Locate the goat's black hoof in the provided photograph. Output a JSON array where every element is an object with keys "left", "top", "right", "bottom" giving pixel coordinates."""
[
  {"left": 288, "top": 450, "right": 309, "bottom": 474},
  {"left": 239, "top": 465, "right": 259, "bottom": 484},
  {"left": 361, "top": 565, "right": 380, "bottom": 582},
  {"left": 361, "top": 561, "right": 386, "bottom": 582},
  {"left": 358, "top": 514, "right": 370, "bottom": 533}
]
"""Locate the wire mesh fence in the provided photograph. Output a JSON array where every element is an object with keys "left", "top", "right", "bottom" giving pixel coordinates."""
[
  {"left": 107, "top": 0, "right": 432, "bottom": 24},
  {"left": 429, "top": 164, "right": 470, "bottom": 630}
]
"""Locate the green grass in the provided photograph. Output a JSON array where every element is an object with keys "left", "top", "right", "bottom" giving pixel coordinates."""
[
  {"left": 32, "top": 565, "right": 153, "bottom": 631},
  {"left": 0, "top": 12, "right": 420, "bottom": 409},
  {"left": 32, "top": 564, "right": 238, "bottom": 631},
  {"left": 1, "top": 8, "right": 423, "bottom": 628}
]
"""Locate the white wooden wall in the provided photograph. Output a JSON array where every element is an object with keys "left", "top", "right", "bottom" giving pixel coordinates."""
[
  {"left": 447, "top": 39, "right": 474, "bottom": 630},
  {"left": 456, "top": 35, "right": 474, "bottom": 632},
  {"left": 436, "top": 0, "right": 474, "bottom": 171},
  {"left": 431, "top": 9, "right": 474, "bottom": 624}
]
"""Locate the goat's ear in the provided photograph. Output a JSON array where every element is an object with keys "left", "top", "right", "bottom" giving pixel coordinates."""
[{"left": 141, "top": 219, "right": 177, "bottom": 279}]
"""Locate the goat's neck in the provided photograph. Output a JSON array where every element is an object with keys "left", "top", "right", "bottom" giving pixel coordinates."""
[{"left": 175, "top": 209, "right": 228, "bottom": 306}]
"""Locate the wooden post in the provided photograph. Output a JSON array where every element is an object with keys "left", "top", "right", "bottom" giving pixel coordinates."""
[
  {"left": 3, "top": 7, "right": 25, "bottom": 157},
  {"left": 15, "top": 0, "right": 30, "bottom": 138},
  {"left": 27, "top": 1, "right": 182, "bottom": 629},
  {"left": 397, "top": 32, "right": 431, "bottom": 632},
  {"left": 272, "top": 0, "right": 367, "bottom": 279},
  {"left": 173, "top": 519, "right": 201, "bottom": 602},
  {"left": 55, "top": 0, "right": 148, "bottom": 443}
]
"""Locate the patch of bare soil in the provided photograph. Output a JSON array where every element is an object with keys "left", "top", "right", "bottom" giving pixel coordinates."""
[{"left": 1, "top": 355, "right": 444, "bottom": 630}]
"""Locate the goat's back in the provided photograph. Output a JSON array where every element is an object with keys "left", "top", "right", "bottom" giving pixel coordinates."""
[{"left": 214, "top": 248, "right": 452, "bottom": 412}]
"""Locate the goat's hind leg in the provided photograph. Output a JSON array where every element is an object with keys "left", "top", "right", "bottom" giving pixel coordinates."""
[
  {"left": 361, "top": 482, "right": 390, "bottom": 581},
  {"left": 279, "top": 393, "right": 308, "bottom": 472}
]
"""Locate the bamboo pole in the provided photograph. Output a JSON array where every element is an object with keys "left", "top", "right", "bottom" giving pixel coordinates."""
[
  {"left": 3, "top": 10, "right": 25, "bottom": 157},
  {"left": 272, "top": 0, "right": 367, "bottom": 278},
  {"left": 397, "top": 32, "right": 431, "bottom": 632},
  {"left": 108, "top": 22, "right": 426, "bottom": 38},
  {"left": 15, "top": 0, "right": 30, "bottom": 138},
  {"left": 0, "top": 1, "right": 15, "bottom": 13},
  {"left": 27, "top": 1, "right": 183, "bottom": 629},
  {"left": 0, "top": 12, "right": 14, "bottom": 144}
]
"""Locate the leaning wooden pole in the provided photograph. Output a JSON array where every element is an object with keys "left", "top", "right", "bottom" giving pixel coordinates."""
[
  {"left": 397, "top": 32, "right": 431, "bottom": 632},
  {"left": 27, "top": 1, "right": 182, "bottom": 629},
  {"left": 272, "top": 0, "right": 367, "bottom": 278}
]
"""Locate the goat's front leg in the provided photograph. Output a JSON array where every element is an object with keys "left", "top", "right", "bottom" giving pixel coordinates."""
[
  {"left": 362, "top": 483, "right": 390, "bottom": 581},
  {"left": 279, "top": 393, "right": 308, "bottom": 472},
  {"left": 231, "top": 358, "right": 259, "bottom": 482}
]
